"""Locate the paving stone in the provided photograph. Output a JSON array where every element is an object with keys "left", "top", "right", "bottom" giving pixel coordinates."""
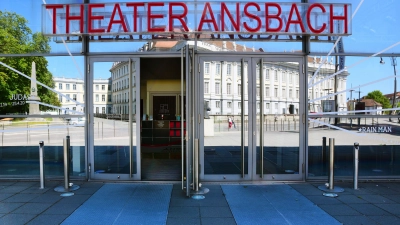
[
  {"left": 26, "top": 214, "right": 69, "bottom": 225},
  {"left": 334, "top": 215, "right": 378, "bottom": 225}
]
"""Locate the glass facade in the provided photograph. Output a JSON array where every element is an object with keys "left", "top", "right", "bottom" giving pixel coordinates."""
[{"left": 0, "top": 0, "right": 399, "bottom": 182}]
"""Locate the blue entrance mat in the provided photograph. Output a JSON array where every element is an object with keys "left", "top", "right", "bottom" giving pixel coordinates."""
[
  {"left": 222, "top": 184, "right": 341, "bottom": 225},
  {"left": 62, "top": 184, "right": 172, "bottom": 225}
]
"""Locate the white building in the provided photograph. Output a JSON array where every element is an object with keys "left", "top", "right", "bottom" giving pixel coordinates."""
[
  {"left": 54, "top": 77, "right": 112, "bottom": 114},
  {"left": 108, "top": 41, "right": 349, "bottom": 117}
]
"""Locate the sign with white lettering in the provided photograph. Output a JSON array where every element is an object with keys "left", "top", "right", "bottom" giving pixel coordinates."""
[
  {"left": 0, "top": 94, "right": 30, "bottom": 108},
  {"left": 42, "top": 2, "right": 351, "bottom": 41},
  {"left": 358, "top": 127, "right": 392, "bottom": 133}
]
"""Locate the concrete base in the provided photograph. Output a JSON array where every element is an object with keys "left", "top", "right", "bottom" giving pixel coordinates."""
[
  {"left": 204, "top": 118, "right": 214, "bottom": 136},
  {"left": 318, "top": 185, "right": 344, "bottom": 193},
  {"left": 54, "top": 184, "right": 80, "bottom": 193}
]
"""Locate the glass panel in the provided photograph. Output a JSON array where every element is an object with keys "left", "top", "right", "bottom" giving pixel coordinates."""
[
  {"left": 140, "top": 57, "right": 184, "bottom": 180},
  {"left": 204, "top": 59, "right": 248, "bottom": 175},
  {"left": 92, "top": 60, "right": 137, "bottom": 175},
  {"left": 0, "top": 116, "right": 85, "bottom": 177},
  {"left": 307, "top": 55, "right": 400, "bottom": 178},
  {"left": 257, "top": 61, "right": 300, "bottom": 175},
  {"left": 0, "top": 55, "right": 85, "bottom": 177},
  {"left": 311, "top": 0, "right": 400, "bottom": 53}
]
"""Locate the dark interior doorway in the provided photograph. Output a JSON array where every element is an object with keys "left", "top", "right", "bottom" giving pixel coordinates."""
[{"left": 140, "top": 57, "right": 185, "bottom": 181}]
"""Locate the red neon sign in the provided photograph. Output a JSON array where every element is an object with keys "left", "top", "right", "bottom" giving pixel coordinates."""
[{"left": 42, "top": 2, "right": 351, "bottom": 39}]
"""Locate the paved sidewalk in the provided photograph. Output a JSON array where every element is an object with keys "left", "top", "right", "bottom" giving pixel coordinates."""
[{"left": 0, "top": 180, "right": 400, "bottom": 224}]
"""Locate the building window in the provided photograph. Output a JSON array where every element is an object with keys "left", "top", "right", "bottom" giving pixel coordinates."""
[
  {"left": 108, "top": 95, "right": 111, "bottom": 102},
  {"left": 227, "top": 64, "right": 231, "bottom": 75},
  {"left": 282, "top": 88, "right": 286, "bottom": 98},
  {"left": 266, "top": 103, "right": 270, "bottom": 109},
  {"left": 102, "top": 95, "right": 105, "bottom": 102},
  {"left": 274, "top": 71, "right": 278, "bottom": 81},
  {"left": 216, "top": 101, "right": 220, "bottom": 108},
  {"left": 73, "top": 94, "right": 77, "bottom": 101},
  {"left": 72, "top": 107, "right": 76, "bottom": 111},
  {"left": 274, "top": 88, "right": 278, "bottom": 97},
  {"left": 238, "top": 84, "right": 241, "bottom": 96},
  {"left": 256, "top": 87, "right": 260, "bottom": 97},
  {"left": 216, "top": 63, "right": 221, "bottom": 75},
  {"left": 238, "top": 102, "right": 241, "bottom": 108},
  {"left": 256, "top": 66, "right": 260, "bottom": 79},
  {"left": 108, "top": 85, "right": 111, "bottom": 91},
  {"left": 96, "top": 107, "right": 99, "bottom": 113},
  {"left": 265, "top": 69, "right": 269, "bottom": 80},
  {"left": 266, "top": 87, "right": 270, "bottom": 97},
  {"left": 73, "top": 84, "right": 76, "bottom": 90},
  {"left": 96, "top": 94, "right": 99, "bottom": 102},
  {"left": 257, "top": 102, "right": 260, "bottom": 109},
  {"left": 227, "top": 83, "right": 231, "bottom": 94},
  {"left": 205, "top": 63, "right": 210, "bottom": 74},
  {"left": 237, "top": 65, "right": 241, "bottom": 76},
  {"left": 205, "top": 82, "right": 209, "bottom": 93},
  {"left": 275, "top": 103, "right": 278, "bottom": 112},
  {"left": 102, "top": 107, "right": 105, "bottom": 114},
  {"left": 289, "top": 89, "right": 293, "bottom": 98},
  {"left": 102, "top": 85, "right": 105, "bottom": 90},
  {"left": 66, "top": 94, "right": 70, "bottom": 102},
  {"left": 296, "top": 90, "right": 299, "bottom": 98},
  {"left": 215, "top": 83, "right": 220, "bottom": 94},
  {"left": 289, "top": 74, "right": 293, "bottom": 84},
  {"left": 227, "top": 102, "right": 231, "bottom": 108},
  {"left": 282, "top": 72, "right": 286, "bottom": 82},
  {"left": 58, "top": 83, "right": 62, "bottom": 89},
  {"left": 66, "top": 84, "right": 70, "bottom": 90},
  {"left": 59, "top": 95, "right": 63, "bottom": 102},
  {"left": 96, "top": 85, "right": 99, "bottom": 90}
]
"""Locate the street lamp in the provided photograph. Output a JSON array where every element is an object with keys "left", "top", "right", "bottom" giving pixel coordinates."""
[{"left": 381, "top": 56, "right": 397, "bottom": 121}]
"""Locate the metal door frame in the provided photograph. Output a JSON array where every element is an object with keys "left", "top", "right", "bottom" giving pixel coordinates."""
[
  {"left": 88, "top": 56, "right": 141, "bottom": 181},
  {"left": 251, "top": 56, "right": 305, "bottom": 181},
  {"left": 198, "top": 55, "right": 252, "bottom": 181},
  {"left": 197, "top": 54, "right": 305, "bottom": 182}
]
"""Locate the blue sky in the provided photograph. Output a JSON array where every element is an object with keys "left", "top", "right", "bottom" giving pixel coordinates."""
[{"left": 1, "top": 0, "right": 400, "bottom": 98}]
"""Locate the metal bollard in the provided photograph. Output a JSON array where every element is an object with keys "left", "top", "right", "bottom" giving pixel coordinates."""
[
  {"left": 318, "top": 137, "right": 344, "bottom": 194},
  {"left": 54, "top": 135, "right": 79, "bottom": 193},
  {"left": 39, "top": 141, "right": 45, "bottom": 189},
  {"left": 354, "top": 142, "right": 359, "bottom": 190},
  {"left": 328, "top": 138, "right": 335, "bottom": 190},
  {"left": 193, "top": 138, "right": 199, "bottom": 192},
  {"left": 63, "top": 136, "right": 70, "bottom": 191}
]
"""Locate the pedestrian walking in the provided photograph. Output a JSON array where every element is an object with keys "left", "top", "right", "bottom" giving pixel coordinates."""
[{"left": 231, "top": 116, "right": 236, "bottom": 128}]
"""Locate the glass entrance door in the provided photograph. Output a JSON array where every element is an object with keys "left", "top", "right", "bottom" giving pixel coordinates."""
[
  {"left": 89, "top": 57, "right": 140, "bottom": 180},
  {"left": 199, "top": 56, "right": 250, "bottom": 180},
  {"left": 199, "top": 56, "right": 304, "bottom": 181},
  {"left": 254, "top": 58, "right": 304, "bottom": 181}
]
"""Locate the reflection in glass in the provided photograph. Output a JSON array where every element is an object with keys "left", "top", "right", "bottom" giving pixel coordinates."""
[
  {"left": 204, "top": 60, "right": 248, "bottom": 175},
  {"left": 257, "top": 61, "right": 300, "bottom": 175},
  {"left": 93, "top": 61, "right": 136, "bottom": 175},
  {"left": 308, "top": 55, "right": 400, "bottom": 178}
]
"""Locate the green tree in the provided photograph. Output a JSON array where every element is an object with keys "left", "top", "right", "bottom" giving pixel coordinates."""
[
  {"left": 366, "top": 90, "right": 391, "bottom": 112},
  {"left": 0, "top": 11, "right": 60, "bottom": 114}
]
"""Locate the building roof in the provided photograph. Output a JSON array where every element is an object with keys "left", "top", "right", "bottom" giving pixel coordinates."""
[
  {"left": 384, "top": 92, "right": 400, "bottom": 99},
  {"left": 360, "top": 99, "right": 382, "bottom": 107}
]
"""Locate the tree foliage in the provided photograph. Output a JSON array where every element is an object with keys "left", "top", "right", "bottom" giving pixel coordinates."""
[
  {"left": 366, "top": 90, "right": 391, "bottom": 109},
  {"left": 0, "top": 11, "right": 60, "bottom": 114}
]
